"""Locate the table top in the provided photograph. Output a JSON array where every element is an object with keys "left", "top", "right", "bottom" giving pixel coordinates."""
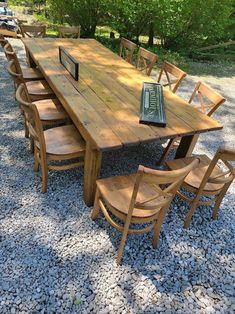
[{"left": 23, "top": 38, "right": 223, "bottom": 151}]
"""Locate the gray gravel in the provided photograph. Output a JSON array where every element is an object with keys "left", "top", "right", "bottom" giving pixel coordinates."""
[{"left": 0, "top": 40, "right": 234, "bottom": 314}]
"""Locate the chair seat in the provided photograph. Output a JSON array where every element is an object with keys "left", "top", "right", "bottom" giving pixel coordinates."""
[
  {"left": 33, "top": 98, "right": 68, "bottom": 122},
  {"left": 97, "top": 174, "right": 168, "bottom": 218},
  {"left": 166, "top": 155, "right": 224, "bottom": 192},
  {"left": 22, "top": 67, "right": 44, "bottom": 80},
  {"left": 26, "top": 80, "right": 54, "bottom": 97},
  {"left": 41, "top": 125, "right": 85, "bottom": 156}
]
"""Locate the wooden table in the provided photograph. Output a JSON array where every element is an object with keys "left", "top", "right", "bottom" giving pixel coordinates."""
[{"left": 22, "top": 38, "right": 223, "bottom": 206}]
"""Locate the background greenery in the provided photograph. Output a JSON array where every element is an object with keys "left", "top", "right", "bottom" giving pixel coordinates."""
[{"left": 8, "top": 0, "right": 235, "bottom": 65}]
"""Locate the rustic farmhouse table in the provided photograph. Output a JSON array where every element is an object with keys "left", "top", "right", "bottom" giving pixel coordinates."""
[{"left": 22, "top": 38, "right": 223, "bottom": 206}]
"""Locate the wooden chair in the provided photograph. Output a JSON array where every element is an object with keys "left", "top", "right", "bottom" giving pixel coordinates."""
[
  {"left": 58, "top": 26, "right": 81, "bottom": 38},
  {"left": 157, "top": 61, "right": 187, "bottom": 93},
  {"left": 91, "top": 159, "right": 199, "bottom": 264},
  {"left": 4, "top": 42, "right": 44, "bottom": 81},
  {"left": 119, "top": 38, "right": 137, "bottom": 64},
  {"left": 166, "top": 147, "right": 235, "bottom": 229},
  {"left": 136, "top": 47, "right": 158, "bottom": 76},
  {"left": 16, "top": 83, "right": 69, "bottom": 139},
  {"left": 7, "top": 59, "right": 55, "bottom": 101},
  {"left": 16, "top": 84, "right": 86, "bottom": 192},
  {"left": 158, "top": 81, "right": 226, "bottom": 165},
  {"left": 20, "top": 25, "right": 46, "bottom": 38}
]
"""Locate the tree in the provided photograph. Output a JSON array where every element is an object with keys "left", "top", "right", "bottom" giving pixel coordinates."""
[
  {"left": 108, "top": 0, "right": 155, "bottom": 43},
  {"left": 152, "top": 0, "right": 233, "bottom": 49},
  {"left": 47, "top": 0, "right": 108, "bottom": 38}
]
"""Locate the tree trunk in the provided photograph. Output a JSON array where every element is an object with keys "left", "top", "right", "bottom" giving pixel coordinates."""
[{"left": 148, "top": 22, "right": 154, "bottom": 47}]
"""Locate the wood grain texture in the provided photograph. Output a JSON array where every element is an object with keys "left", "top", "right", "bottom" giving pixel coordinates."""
[{"left": 22, "top": 38, "right": 223, "bottom": 151}]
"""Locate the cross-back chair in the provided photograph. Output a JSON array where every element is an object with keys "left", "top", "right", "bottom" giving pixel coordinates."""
[
  {"left": 157, "top": 61, "right": 187, "bottom": 93},
  {"left": 166, "top": 147, "right": 235, "bottom": 229},
  {"left": 158, "top": 81, "right": 226, "bottom": 165},
  {"left": 20, "top": 25, "right": 46, "bottom": 38},
  {"left": 119, "top": 38, "right": 137, "bottom": 64},
  {"left": 4, "top": 42, "right": 44, "bottom": 81},
  {"left": 16, "top": 83, "right": 86, "bottom": 192},
  {"left": 58, "top": 26, "right": 81, "bottom": 38},
  {"left": 91, "top": 158, "right": 199, "bottom": 264},
  {"left": 189, "top": 81, "right": 226, "bottom": 116},
  {"left": 16, "top": 83, "right": 69, "bottom": 139},
  {"left": 7, "top": 59, "right": 54, "bottom": 101},
  {"left": 136, "top": 47, "right": 158, "bottom": 76}
]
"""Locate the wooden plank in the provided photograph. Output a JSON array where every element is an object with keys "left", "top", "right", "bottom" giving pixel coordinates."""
[{"left": 197, "top": 41, "right": 235, "bottom": 51}]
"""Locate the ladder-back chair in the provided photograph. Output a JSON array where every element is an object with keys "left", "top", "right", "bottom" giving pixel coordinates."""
[
  {"left": 158, "top": 81, "right": 226, "bottom": 165},
  {"left": 119, "top": 38, "right": 137, "bottom": 64},
  {"left": 16, "top": 84, "right": 86, "bottom": 193},
  {"left": 20, "top": 25, "right": 46, "bottom": 38},
  {"left": 136, "top": 47, "right": 158, "bottom": 76},
  {"left": 91, "top": 159, "right": 199, "bottom": 264},
  {"left": 157, "top": 61, "right": 187, "bottom": 93},
  {"left": 58, "top": 26, "right": 81, "bottom": 38},
  {"left": 166, "top": 147, "right": 235, "bottom": 228},
  {"left": 7, "top": 59, "right": 54, "bottom": 101},
  {"left": 4, "top": 42, "right": 43, "bottom": 81}
]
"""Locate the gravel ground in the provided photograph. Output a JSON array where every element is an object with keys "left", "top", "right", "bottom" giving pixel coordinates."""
[{"left": 0, "top": 40, "right": 234, "bottom": 314}]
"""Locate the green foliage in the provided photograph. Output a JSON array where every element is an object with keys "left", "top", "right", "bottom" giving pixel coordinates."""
[
  {"left": 46, "top": 0, "right": 108, "bottom": 37},
  {"left": 152, "top": 0, "right": 234, "bottom": 50},
  {"left": 107, "top": 0, "right": 155, "bottom": 41},
  {"left": 10, "top": 0, "right": 234, "bottom": 57},
  {"left": 9, "top": 0, "right": 45, "bottom": 12},
  {"left": 108, "top": 0, "right": 234, "bottom": 49}
]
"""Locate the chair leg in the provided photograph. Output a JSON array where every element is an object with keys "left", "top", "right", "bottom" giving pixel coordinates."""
[
  {"left": 212, "top": 184, "right": 230, "bottom": 220},
  {"left": 30, "top": 136, "right": 34, "bottom": 154},
  {"left": 41, "top": 157, "right": 48, "bottom": 193},
  {"left": 184, "top": 198, "right": 199, "bottom": 229},
  {"left": 33, "top": 147, "right": 40, "bottom": 172},
  {"left": 116, "top": 220, "right": 131, "bottom": 265},
  {"left": 91, "top": 188, "right": 101, "bottom": 220},
  {"left": 24, "top": 117, "right": 29, "bottom": 138},
  {"left": 157, "top": 138, "right": 176, "bottom": 165},
  {"left": 152, "top": 205, "right": 168, "bottom": 248}
]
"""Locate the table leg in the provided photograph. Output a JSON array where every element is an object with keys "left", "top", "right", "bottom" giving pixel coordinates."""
[
  {"left": 175, "top": 134, "right": 199, "bottom": 159},
  {"left": 84, "top": 142, "right": 102, "bottom": 206}
]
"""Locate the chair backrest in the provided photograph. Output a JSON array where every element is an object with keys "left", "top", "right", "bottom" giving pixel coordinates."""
[
  {"left": 4, "top": 42, "right": 22, "bottom": 75},
  {"left": 16, "top": 83, "right": 46, "bottom": 155},
  {"left": 119, "top": 38, "right": 137, "bottom": 63},
  {"left": 157, "top": 61, "right": 187, "bottom": 93},
  {"left": 198, "top": 147, "right": 235, "bottom": 192},
  {"left": 128, "top": 159, "right": 200, "bottom": 213},
  {"left": 7, "top": 59, "right": 24, "bottom": 88},
  {"left": 20, "top": 24, "right": 46, "bottom": 38},
  {"left": 0, "top": 34, "right": 8, "bottom": 48},
  {"left": 58, "top": 26, "right": 81, "bottom": 38},
  {"left": 136, "top": 47, "right": 158, "bottom": 76},
  {"left": 189, "top": 81, "right": 226, "bottom": 116}
]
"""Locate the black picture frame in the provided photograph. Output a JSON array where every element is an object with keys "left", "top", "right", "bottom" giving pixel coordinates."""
[{"left": 59, "top": 46, "right": 79, "bottom": 81}]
